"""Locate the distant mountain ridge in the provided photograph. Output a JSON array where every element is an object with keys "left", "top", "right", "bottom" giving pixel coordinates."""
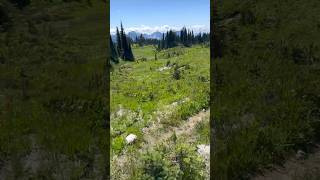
[
  {"left": 128, "top": 31, "right": 164, "bottom": 40},
  {"left": 111, "top": 25, "right": 209, "bottom": 42},
  {"left": 111, "top": 30, "right": 207, "bottom": 42},
  {"left": 111, "top": 31, "right": 163, "bottom": 42}
]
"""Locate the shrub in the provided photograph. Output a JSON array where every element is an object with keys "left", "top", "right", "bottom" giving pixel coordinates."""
[
  {"left": 175, "top": 144, "right": 206, "bottom": 180},
  {"left": 112, "top": 136, "right": 125, "bottom": 154},
  {"left": 141, "top": 150, "right": 179, "bottom": 179},
  {"left": 172, "top": 65, "right": 181, "bottom": 80}
]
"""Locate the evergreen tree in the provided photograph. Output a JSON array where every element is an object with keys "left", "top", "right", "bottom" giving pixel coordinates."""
[
  {"left": 161, "top": 33, "right": 165, "bottom": 49},
  {"left": 138, "top": 34, "right": 144, "bottom": 47},
  {"left": 110, "top": 36, "right": 119, "bottom": 64},
  {"left": 184, "top": 28, "right": 188, "bottom": 45},
  {"left": 116, "top": 27, "right": 122, "bottom": 57},
  {"left": 165, "top": 31, "right": 169, "bottom": 49},
  {"left": 186, "top": 30, "right": 191, "bottom": 47},
  {"left": 180, "top": 28, "right": 184, "bottom": 43},
  {"left": 158, "top": 40, "right": 161, "bottom": 50},
  {"left": 191, "top": 30, "right": 194, "bottom": 44},
  {"left": 126, "top": 42, "right": 134, "bottom": 61},
  {"left": 120, "top": 23, "right": 126, "bottom": 59},
  {"left": 157, "top": 27, "right": 209, "bottom": 50},
  {"left": 119, "top": 23, "right": 134, "bottom": 61}
]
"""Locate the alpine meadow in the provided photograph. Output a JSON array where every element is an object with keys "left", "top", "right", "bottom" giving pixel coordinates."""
[
  {"left": 3, "top": 0, "right": 319, "bottom": 179},
  {"left": 110, "top": 0, "right": 210, "bottom": 179},
  {"left": 0, "top": 0, "right": 109, "bottom": 179},
  {"left": 211, "top": 0, "right": 320, "bottom": 179}
]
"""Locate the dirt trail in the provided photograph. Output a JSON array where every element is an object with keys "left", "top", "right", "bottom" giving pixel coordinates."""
[
  {"left": 142, "top": 109, "right": 209, "bottom": 148},
  {"left": 111, "top": 109, "right": 210, "bottom": 180},
  {"left": 253, "top": 146, "right": 320, "bottom": 180}
]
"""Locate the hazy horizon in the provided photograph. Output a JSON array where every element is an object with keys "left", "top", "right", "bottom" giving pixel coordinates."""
[{"left": 110, "top": 24, "right": 210, "bottom": 35}]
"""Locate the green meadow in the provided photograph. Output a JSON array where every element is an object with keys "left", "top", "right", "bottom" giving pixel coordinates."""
[
  {"left": 0, "top": 1, "right": 109, "bottom": 178},
  {"left": 211, "top": 0, "right": 320, "bottom": 179},
  {"left": 111, "top": 45, "right": 210, "bottom": 179}
]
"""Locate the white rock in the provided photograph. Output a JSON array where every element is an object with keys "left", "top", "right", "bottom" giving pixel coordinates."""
[
  {"left": 158, "top": 66, "right": 171, "bottom": 72},
  {"left": 197, "top": 144, "right": 210, "bottom": 160},
  {"left": 116, "top": 108, "right": 125, "bottom": 117},
  {"left": 171, "top": 102, "right": 178, "bottom": 107},
  {"left": 126, "top": 134, "right": 137, "bottom": 144}
]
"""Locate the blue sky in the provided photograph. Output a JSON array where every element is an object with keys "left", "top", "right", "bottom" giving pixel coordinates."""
[{"left": 110, "top": 0, "right": 209, "bottom": 34}]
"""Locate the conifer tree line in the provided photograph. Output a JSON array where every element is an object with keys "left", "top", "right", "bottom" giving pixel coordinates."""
[
  {"left": 131, "top": 27, "right": 209, "bottom": 50},
  {"left": 110, "top": 23, "right": 134, "bottom": 63},
  {"left": 135, "top": 34, "right": 159, "bottom": 47},
  {"left": 110, "top": 25, "right": 209, "bottom": 64},
  {"left": 158, "top": 27, "right": 210, "bottom": 50}
]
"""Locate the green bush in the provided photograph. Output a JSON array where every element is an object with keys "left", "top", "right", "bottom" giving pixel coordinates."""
[
  {"left": 175, "top": 144, "right": 206, "bottom": 180},
  {"left": 172, "top": 65, "right": 181, "bottom": 80},
  {"left": 141, "top": 150, "right": 179, "bottom": 179},
  {"left": 139, "top": 143, "right": 207, "bottom": 180},
  {"left": 112, "top": 136, "right": 125, "bottom": 154}
]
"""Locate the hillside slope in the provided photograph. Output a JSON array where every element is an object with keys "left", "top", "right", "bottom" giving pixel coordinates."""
[
  {"left": 111, "top": 45, "right": 210, "bottom": 179},
  {"left": 0, "top": 0, "right": 109, "bottom": 179},
  {"left": 211, "top": 0, "right": 320, "bottom": 179}
]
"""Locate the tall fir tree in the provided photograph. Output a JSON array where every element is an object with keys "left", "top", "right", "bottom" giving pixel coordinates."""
[
  {"left": 110, "top": 36, "right": 119, "bottom": 64},
  {"left": 116, "top": 27, "right": 122, "bottom": 57},
  {"left": 126, "top": 42, "right": 134, "bottom": 61},
  {"left": 184, "top": 28, "right": 188, "bottom": 45},
  {"left": 180, "top": 28, "right": 184, "bottom": 43},
  {"left": 120, "top": 23, "right": 126, "bottom": 59},
  {"left": 120, "top": 23, "right": 134, "bottom": 61},
  {"left": 191, "top": 30, "right": 194, "bottom": 44},
  {"left": 158, "top": 40, "right": 161, "bottom": 50},
  {"left": 161, "top": 33, "right": 165, "bottom": 49}
]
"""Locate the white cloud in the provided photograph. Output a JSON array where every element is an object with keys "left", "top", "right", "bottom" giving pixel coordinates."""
[{"left": 110, "top": 25, "right": 209, "bottom": 35}]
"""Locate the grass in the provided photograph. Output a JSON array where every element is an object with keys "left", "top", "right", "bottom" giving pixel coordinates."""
[
  {"left": 111, "top": 44, "right": 210, "bottom": 179},
  {"left": 132, "top": 44, "right": 158, "bottom": 60},
  {"left": 211, "top": 0, "right": 320, "bottom": 179},
  {"left": 111, "top": 45, "right": 209, "bottom": 149},
  {"left": 0, "top": 0, "right": 109, "bottom": 178}
]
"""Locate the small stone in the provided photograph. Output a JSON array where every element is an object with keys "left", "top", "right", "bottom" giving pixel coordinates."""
[
  {"left": 116, "top": 109, "right": 125, "bottom": 117},
  {"left": 197, "top": 144, "right": 210, "bottom": 160},
  {"left": 126, "top": 134, "right": 137, "bottom": 144},
  {"left": 171, "top": 102, "right": 178, "bottom": 107},
  {"left": 158, "top": 66, "right": 171, "bottom": 72}
]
